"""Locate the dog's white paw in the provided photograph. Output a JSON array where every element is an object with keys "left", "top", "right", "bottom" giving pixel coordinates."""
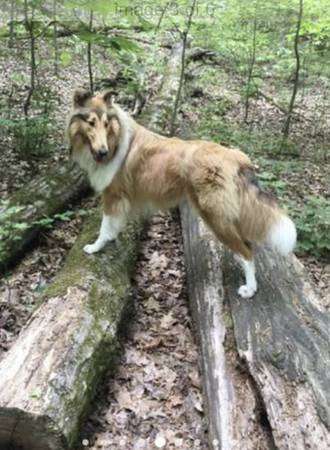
[
  {"left": 83, "top": 243, "right": 100, "bottom": 254},
  {"left": 238, "top": 284, "right": 257, "bottom": 299}
]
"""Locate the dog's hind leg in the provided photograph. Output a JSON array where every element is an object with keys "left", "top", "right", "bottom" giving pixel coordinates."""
[
  {"left": 236, "top": 256, "right": 257, "bottom": 299},
  {"left": 84, "top": 198, "right": 130, "bottom": 254},
  {"left": 215, "top": 229, "right": 257, "bottom": 298},
  {"left": 189, "top": 193, "right": 257, "bottom": 298},
  {"left": 213, "top": 227, "right": 257, "bottom": 298}
]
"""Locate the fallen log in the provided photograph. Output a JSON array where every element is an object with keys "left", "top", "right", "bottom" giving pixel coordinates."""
[
  {"left": 0, "top": 163, "right": 89, "bottom": 273},
  {"left": 142, "top": 42, "right": 183, "bottom": 132},
  {"left": 0, "top": 214, "right": 143, "bottom": 450},
  {"left": 181, "top": 205, "right": 330, "bottom": 449},
  {"left": 181, "top": 205, "right": 276, "bottom": 449},
  {"left": 1, "top": 21, "right": 172, "bottom": 48},
  {"left": 224, "top": 245, "right": 330, "bottom": 449},
  {"left": 0, "top": 42, "right": 184, "bottom": 450}
]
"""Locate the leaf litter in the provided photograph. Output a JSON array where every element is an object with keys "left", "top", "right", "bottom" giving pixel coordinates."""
[{"left": 76, "top": 212, "right": 208, "bottom": 450}]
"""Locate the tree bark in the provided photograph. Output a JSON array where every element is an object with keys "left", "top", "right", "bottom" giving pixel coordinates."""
[
  {"left": 180, "top": 205, "right": 330, "bottom": 449},
  {"left": 0, "top": 214, "right": 143, "bottom": 450},
  {"left": 223, "top": 244, "right": 330, "bottom": 449},
  {"left": 0, "top": 164, "right": 89, "bottom": 274}
]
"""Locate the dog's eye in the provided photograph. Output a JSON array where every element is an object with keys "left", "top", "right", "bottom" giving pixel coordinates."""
[
  {"left": 88, "top": 120, "right": 96, "bottom": 127},
  {"left": 104, "top": 121, "right": 109, "bottom": 127}
]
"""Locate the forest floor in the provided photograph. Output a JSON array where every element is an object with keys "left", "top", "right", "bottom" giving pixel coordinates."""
[
  {"left": 0, "top": 32, "right": 329, "bottom": 449},
  {"left": 76, "top": 213, "right": 208, "bottom": 450}
]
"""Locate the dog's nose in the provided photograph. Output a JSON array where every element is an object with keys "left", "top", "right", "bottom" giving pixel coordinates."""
[{"left": 98, "top": 148, "right": 108, "bottom": 158}]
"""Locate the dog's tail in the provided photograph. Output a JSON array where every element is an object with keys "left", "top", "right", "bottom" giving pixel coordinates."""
[
  {"left": 265, "top": 213, "right": 297, "bottom": 255},
  {"left": 239, "top": 167, "right": 296, "bottom": 255}
]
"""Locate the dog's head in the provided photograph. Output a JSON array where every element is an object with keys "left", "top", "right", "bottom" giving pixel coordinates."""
[{"left": 67, "top": 89, "right": 119, "bottom": 166}]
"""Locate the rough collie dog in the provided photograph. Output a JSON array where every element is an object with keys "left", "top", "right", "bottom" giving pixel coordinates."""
[{"left": 67, "top": 89, "right": 296, "bottom": 298}]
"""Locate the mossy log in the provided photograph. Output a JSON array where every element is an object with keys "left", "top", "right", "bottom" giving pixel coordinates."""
[
  {"left": 181, "top": 204, "right": 330, "bottom": 450},
  {"left": 0, "top": 213, "right": 143, "bottom": 450},
  {"left": 0, "top": 163, "right": 89, "bottom": 273}
]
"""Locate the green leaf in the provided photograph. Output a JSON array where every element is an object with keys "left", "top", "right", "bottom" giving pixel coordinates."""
[{"left": 60, "top": 51, "right": 72, "bottom": 66}]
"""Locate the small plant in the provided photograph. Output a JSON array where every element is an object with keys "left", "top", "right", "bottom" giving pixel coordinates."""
[
  {"left": 9, "top": 115, "right": 53, "bottom": 158},
  {"left": 0, "top": 85, "right": 57, "bottom": 159},
  {"left": 34, "top": 210, "right": 88, "bottom": 229},
  {"left": 0, "top": 201, "right": 28, "bottom": 257},
  {"left": 0, "top": 202, "right": 88, "bottom": 260},
  {"left": 288, "top": 196, "right": 330, "bottom": 257}
]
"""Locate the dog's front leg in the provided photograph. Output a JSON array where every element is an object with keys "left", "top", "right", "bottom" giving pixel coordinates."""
[{"left": 84, "top": 212, "right": 127, "bottom": 254}]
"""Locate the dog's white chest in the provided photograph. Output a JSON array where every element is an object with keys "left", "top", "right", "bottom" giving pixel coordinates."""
[{"left": 89, "top": 164, "right": 116, "bottom": 193}]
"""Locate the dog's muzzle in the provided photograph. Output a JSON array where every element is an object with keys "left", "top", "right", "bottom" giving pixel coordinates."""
[{"left": 94, "top": 148, "right": 109, "bottom": 163}]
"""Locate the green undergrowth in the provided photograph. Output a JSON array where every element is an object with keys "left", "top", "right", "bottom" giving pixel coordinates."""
[
  {"left": 0, "top": 201, "right": 89, "bottom": 262},
  {"left": 196, "top": 101, "right": 300, "bottom": 157}
]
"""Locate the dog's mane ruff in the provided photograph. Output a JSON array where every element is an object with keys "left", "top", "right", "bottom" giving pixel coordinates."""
[{"left": 88, "top": 104, "right": 135, "bottom": 193}]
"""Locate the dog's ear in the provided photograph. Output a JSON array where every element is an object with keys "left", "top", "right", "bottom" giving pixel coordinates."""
[
  {"left": 73, "top": 89, "right": 92, "bottom": 108},
  {"left": 102, "top": 90, "right": 115, "bottom": 107}
]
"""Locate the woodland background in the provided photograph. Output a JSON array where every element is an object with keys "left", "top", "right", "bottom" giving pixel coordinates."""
[{"left": 0, "top": 1, "right": 329, "bottom": 449}]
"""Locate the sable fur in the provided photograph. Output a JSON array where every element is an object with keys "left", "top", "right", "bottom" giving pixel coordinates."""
[{"left": 67, "top": 91, "right": 294, "bottom": 263}]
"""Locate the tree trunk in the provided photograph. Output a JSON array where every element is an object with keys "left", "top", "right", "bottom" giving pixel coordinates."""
[
  {"left": 282, "top": 0, "right": 303, "bottom": 138},
  {"left": 181, "top": 206, "right": 276, "bottom": 449},
  {"left": 8, "top": 0, "right": 15, "bottom": 48},
  {"left": 181, "top": 205, "right": 330, "bottom": 449},
  {"left": 155, "top": 1, "right": 169, "bottom": 30},
  {"left": 53, "top": 0, "right": 59, "bottom": 76},
  {"left": 23, "top": 0, "right": 37, "bottom": 117},
  {"left": 87, "top": 10, "right": 94, "bottom": 93},
  {"left": 169, "top": 0, "right": 197, "bottom": 136},
  {"left": 0, "top": 42, "right": 184, "bottom": 450},
  {"left": 0, "top": 214, "right": 143, "bottom": 450},
  {"left": 244, "top": 5, "right": 258, "bottom": 123},
  {"left": 0, "top": 164, "right": 89, "bottom": 274}
]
